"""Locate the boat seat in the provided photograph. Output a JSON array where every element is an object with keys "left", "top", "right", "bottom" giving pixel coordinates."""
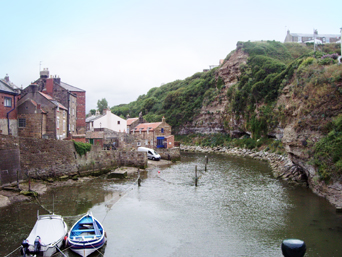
[{"left": 72, "top": 229, "right": 95, "bottom": 233}]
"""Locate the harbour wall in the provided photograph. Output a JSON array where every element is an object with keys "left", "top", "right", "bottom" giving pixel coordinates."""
[{"left": 0, "top": 134, "right": 147, "bottom": 185}]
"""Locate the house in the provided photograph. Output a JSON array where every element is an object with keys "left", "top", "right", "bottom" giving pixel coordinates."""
[
  {"left": 126, "top": 113, "right": 147, "bottom": 134},
  {"left": 284, "top": 30, "right": 341, "bottom": 44},
  {"left": 28, "top": 68, "right": 86, "bottom": 136},
  {"left": 86, "top": 108, "right": 127, "bottom": 132},
  {"left": 131, "top": 117, "right": 174, "bottom": 149},
  {"left": 18, "top": 84, "right": 68, "bottom": 139},
  {"left": 0, "top": 74, "right": 20, "bottom": 136}
]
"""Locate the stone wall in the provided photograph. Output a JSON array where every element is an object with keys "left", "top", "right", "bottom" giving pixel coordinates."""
[
  {"left": 0, "top": 135, "right": 147, "bottom": 185},
  {"left": 155, "top": 147, "right": 181, "bottom": 161},
  {"left": 0, "top": 135, "right": 21, "bottom": 184}
]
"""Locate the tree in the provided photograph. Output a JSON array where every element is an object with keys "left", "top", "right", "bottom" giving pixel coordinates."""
[
  {"left": 97, "top": 98, "right": 108, "bottom": 114},
  {"left": 90, "top": 109, "right": 96, "bottom": 115}
]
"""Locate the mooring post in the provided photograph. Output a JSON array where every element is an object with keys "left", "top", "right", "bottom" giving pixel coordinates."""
[
  {"left": 205, "top": 155, "right": 208, "bottom": 164},
  {"left": 137, "top": 169, "right": 141, "bottom": 187},
  {"left": 205, "top": 163, "right": 207, "bottom": 172},
  {"left": 195, "top": 165, "right": 198, "bottom": 187},
  {"left": 17, "top": 170, "right": 19, "bottom": 189}
]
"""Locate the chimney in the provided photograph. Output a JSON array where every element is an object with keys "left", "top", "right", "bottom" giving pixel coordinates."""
[
  {"left": 162, "top": 116, "right": 165, "bottom": 123},
  {"left": 40, "top": 68, "right": 49, "bottom": 79},
  {"left": 53, "top": 75, "right": 61, "bottom": 85},
  {"left": 46, "top": 78, "right": 54, "bottom": 94},
  {"left": 29, "top": 84, "right": 38, "bottom": 94},
  {"left": 4, "top": 74, "right": 9, "bottom": 82}
]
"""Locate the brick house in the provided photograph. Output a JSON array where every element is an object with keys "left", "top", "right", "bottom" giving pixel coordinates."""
[
  {"left": 29, "top": 68, "right": 86, "bottom": 136},
  {"left": 126, "top": 113, "right": 147, "bottom": 134},
  {"left": 284, "top": 30, "right": 341, "bottom": 44},
  {"left": 131, "top": 117, "right": 173, "bottom": 149},
  {"left": 18, "top": 84, "right": 68, "bottom": 139},
  {"left": 0, "top": 74, "right": 20, "bottom": 136}
]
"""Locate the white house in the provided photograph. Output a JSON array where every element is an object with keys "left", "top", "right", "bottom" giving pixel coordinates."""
[{"left": 86, "top": 108, "right": 127, "bottom": 132}]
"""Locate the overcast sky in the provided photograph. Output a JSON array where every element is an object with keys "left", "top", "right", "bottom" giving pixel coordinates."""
[{"left": 2, "top": 0, "right": 341, "bottom": 113}]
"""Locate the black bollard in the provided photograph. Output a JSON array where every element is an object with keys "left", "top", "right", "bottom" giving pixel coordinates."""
[{"left": 281, "top": 239, "right": 306, "bottom": 257}]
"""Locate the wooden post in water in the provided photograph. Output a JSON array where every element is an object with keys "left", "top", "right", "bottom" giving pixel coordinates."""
[
  {"left": 205, "top": 155, "right": 208, "bottom": 171},
  {"left": 137, "top": 169, "right": 141, "bottom": 187},
  {"left": 195, "top": 165, "right": 198, "bottom": 187},
  {"left": 17, "top": 170, "right": 19, "bottom": 189}
]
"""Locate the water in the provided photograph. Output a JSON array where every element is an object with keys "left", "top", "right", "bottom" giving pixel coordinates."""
[{"left": 1, "top": 152, "right": 342, "bottom": 256}]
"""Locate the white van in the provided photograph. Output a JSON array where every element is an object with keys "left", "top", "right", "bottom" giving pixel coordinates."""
[{"left": 137, "top": 147, "right": 161, "bottom": 161}]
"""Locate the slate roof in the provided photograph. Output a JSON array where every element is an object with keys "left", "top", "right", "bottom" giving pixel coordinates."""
[
  {"left": 0, "top": 79, "right": 17, "bottom": 94},
  {"left": 86, "top": 114, "right": 104, "bottom": 123},
  {"left": 289, "top": 32, "right": 340, "bottom": 38},
  {"left": 39, "top": 92, "right": 68, "bottom": 110},
  {"left": 60, "top": 81, "right": 85, "bottom": 92}
]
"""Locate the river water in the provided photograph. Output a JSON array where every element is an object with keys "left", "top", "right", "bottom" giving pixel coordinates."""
[{"left": 1, "top": 152, "right": 342, "bottom": 257}]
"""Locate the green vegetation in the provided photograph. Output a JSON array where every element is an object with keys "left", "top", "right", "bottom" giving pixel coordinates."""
[
  {"left": 312, "top": 115, "right": 342, "bottom": 180},
  {"left": 73, "top": 141, "right": 92, "bottom": 156},
  {"left": 97, "top": 98, "right": 108, "bottom": 114},
  {"left": 111, "top": 40, "right": 341, "bottom": 182},
  {"left": 111, "top": 69, "right": 218, "bottom": 129}
]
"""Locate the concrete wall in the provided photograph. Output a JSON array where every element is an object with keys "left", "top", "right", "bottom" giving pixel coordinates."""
[{"left": 0, "top": 134, "right": 147, "bottom": 185}]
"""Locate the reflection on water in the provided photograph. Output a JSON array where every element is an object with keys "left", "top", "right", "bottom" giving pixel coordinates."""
[{"left": 1, "top": 152, "right": 342, "bottom": 256}]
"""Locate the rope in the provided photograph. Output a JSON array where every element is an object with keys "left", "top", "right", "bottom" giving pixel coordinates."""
[
  {"left": 102, "top": 177, "right": 139, "bottom": 223},
  {"left": 54, "top": 245, "right": 67, "bottom": 257},
  {"left": 34, "top": 194, "right": 53, "bottom": 214},
  {"left": 4, "top": 245, "right": 21, "bottom": 257}
]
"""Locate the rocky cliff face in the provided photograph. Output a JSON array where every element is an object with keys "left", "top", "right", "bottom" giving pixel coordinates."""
[
  {"left": 178, "top": 48, "right": 248, "bottom": 135},
  {"left": 180, "top": 47, "right": 342, "bottom": 207}
]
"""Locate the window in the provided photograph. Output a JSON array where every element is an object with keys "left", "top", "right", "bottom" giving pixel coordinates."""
[
  {"left": 161, "top": 128, "right": 164, "bottom": 133},
  {"left": 117, "top": 121, "right": 120, "bottom": 125},
  {"left": 18, "top": 118, "right": 26, "bottom": 128},
  {"left": 4, "top": 97, "right": 12, "bottom": 107}
]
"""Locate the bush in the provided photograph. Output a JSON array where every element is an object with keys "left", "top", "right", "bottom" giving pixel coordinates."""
[
  {"left": 312, "top": 114, "right": 342, "bottom": 180},
  {"left": 73, "top": 141, "right": 92, "bottom": 156}
]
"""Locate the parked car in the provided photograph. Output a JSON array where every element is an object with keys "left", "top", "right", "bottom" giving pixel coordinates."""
[{"left": 137, "top": 147, "right": 161, "bottom": 161}]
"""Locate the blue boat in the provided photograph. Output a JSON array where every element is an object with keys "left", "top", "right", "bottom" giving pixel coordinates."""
[{"left": 66, "top": 212, "right": 106, "bottom": 257}]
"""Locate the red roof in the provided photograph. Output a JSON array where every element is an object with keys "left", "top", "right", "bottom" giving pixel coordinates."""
[
  {"left": 127, "top": 118, "right": 139, "bottom": 126},
  {"left": 132, "top": 122, "right": 162, "bottom": 132}
]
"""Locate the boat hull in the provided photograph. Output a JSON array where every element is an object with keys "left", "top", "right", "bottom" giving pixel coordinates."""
[
  {"left": 22, "top": 214, "right": 68, "bottom": 257},
  {"left": 67, "top": 212, "right": 106, "bottom": 257},
  {"left": 68, "top": 235, "right": 106, "bottom": 257}
]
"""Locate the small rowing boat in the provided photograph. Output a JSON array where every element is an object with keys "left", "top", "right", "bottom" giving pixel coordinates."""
[{"left": 66, "top": 212, "right": 106, "bottom": 257}]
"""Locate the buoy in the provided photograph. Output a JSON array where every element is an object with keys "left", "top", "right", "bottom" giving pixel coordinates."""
[
  {"left": 158, "top": 170, "right": 160, "bottom": 173},
  {"left": 281, "top": 239, "right": 306, "bottom": 257}
]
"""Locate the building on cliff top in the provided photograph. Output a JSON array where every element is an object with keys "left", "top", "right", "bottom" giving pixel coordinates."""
[{"left": 284, "top": 30, "right": 341, "bottom": 44}]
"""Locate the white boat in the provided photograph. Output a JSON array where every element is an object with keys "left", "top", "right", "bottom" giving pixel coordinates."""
[
  {"left": 21, "top": 212, "right": 68, "bottom": 256},
  {"left": 66, "top": 212, "right": 106, "bottom": 257}
]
